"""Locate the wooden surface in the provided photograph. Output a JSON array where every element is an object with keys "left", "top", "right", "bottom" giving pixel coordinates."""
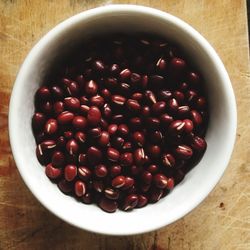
[{"left": 0, "top": 0, "right": 249, "bottom": 249}]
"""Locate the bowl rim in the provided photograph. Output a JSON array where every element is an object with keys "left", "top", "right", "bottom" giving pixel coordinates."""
[{"left": 8, "top": 4, "right": 237, "bottom": 235}]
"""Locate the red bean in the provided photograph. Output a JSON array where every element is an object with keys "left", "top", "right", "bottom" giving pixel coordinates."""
[
  {"left": 190, "top": 110, "right": 203, "bottom": 126},
  {"left": 132, "top": 131, "right": 145, "bottom": 146},
  {"left": 32, "top": 112, "right": 46, "bottom": 131},
  {"left": 45, "top": 163, "right": 62, "bottom": 179},
  {"left": 168, "top": 120, "right": 185, "bottom": 135},
  {"left": 57, "top": 111, "right": 74, "bottom": 125},
  {"left": 85, "top": 80, "right": 98, "bottom": 96},
  {"left": 99, "top": 197, "right": 118, "bottom": 213},
  {"left": 162, "top": 153, "right": 175, "bottom": 168},
  {"left": 111, "top": 95, "right": 126, "bottom": 106},
  {"left": 53, "top": 101, "right": 64, "bottom": 115},
  {"left": 36, "top": 86, "right": 50, "bottom": 101},
  {"left": 153, "top": 174, "right": 168, "bottom": 189},
  {"left": 75, "top": 131, "right": 86, "bottom": 144},
  {"left": 175, "top": 145, "right": 193, "bottom": 159},
  {"left": 136, "top": 195, "right": 148, "bottom": 208},
  {"left": 112, "top": 175, "right": 125, "bottom": 188},
  {"left": 64, "top": 165, "right": 77, "bottom": 181},
  {"left": 64, "top": 97, "right": 80, "bottom": 111},
  {"left": 51, "top": 151, "right": 65, "bottom": 168},
  {"left": 97, "top": 131, "right": 110, "bottom": 147},
  {"left": 122, "top": 194, "right": 138, "bottom": 211},
  {"left": 120, "top": 152, "right": 133, "bottom": 166},
  {"left": 78, "top": 166, "right": 91, "bottom": 181},
  {"left": 75, "top": 181, "right": 86, "bottom": 197},
  {"left": 104, "top": 188, "right": 120, "bottom": 200},
  {"left": 66, "top": 139, "right": 79, "bottom": 155},
  {"left": 110, "top": 165, "right": 122, "bottom": 177},
  {"left": 134, "top": 148, "right": 146, "bottom": 165},
  {"left": 44, "top": 119, "right": 58, "bottom": 135},
  {"left": 191, "top": 136, "right": 207, "bottom": 151},
  {"left": 141, "top": 171, "right": 153, "bottom": 184},
  {"left": 87, "top": 146, "right": 102, "bottom": 165},
  {"left": 107, "top": 147, "right": 120, "bottom": 162},
  {"left": 183, "top": 119, "right": 194, "bottom": 133},
  {"left": 151, "top": 101, "right": 166, "bottom": 115},
  {"left": 58, "top": 179, "right": 73, "bottom": 194},
  {"left": 87, "top": 106, "right": 101, "bottom": 126},
  {"left": 94, "top": 164, "right": 108, "bottom": 178}
]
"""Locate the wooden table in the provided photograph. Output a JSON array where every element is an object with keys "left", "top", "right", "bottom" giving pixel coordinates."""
[{"left": 0, "top": 1, "right": 249, "bottom": 249}]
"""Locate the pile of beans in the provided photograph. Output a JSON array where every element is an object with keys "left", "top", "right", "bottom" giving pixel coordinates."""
[{"left": 32, "top": 34, "right": 208, "bottom": 213}]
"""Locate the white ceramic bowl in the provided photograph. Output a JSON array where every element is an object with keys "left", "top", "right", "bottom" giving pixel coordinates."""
[{"left": 9, "top": 5, "right": 237, "bottom": 235}]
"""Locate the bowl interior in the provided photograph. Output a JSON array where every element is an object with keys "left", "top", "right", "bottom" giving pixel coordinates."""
[{"left": 9, "top": 5, "right": 236, "bottom": 235}]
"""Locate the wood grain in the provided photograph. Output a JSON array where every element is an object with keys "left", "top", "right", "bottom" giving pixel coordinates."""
[{"left": 0, "top": 0, "right": 249, "bottom": 249}]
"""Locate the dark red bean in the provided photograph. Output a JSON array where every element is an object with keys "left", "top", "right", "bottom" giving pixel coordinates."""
[
  {"left": 79, "top": 96, "right": 89, "bottom": 105},
  {"left": 190, "top": 110, "right": 203, "bottom": 126},
  {"left": 186, "top": 90, "right": 198, "bottom": 103},
  {"left": 64, "top": 130, "right": 73, "bottom": 139},
  {"left": 101, "top": 88, "right": 111, "bottom": 100},
  {"left": 79, "top": 105, "right": 90, "bottom": 115},
  {"left": 66, "top": 139, "right": 79, "bottom": 155},
  {"left": 87, "top": 146, "right": 102, "bottom": 165},
  {"left": 92, "top": 60, "right": 105, "bottom": 73},
  {"left": 87, "top": 106, "right": 101, "bottom": 126},
  {"left": 179, "top": 82, "right": 189, "bottom": 92},
  {"left": 141, "top": 106, "right": 151, "bottom": 117},
  {"left": 104, "top": 188, "right": 120, "bottom": 200},
  {"left": 168, "top": 120, "right": 185, "bottom": 135},
  {"left": 111, "top": 95, "right": 126, "bottom": 106},
  {"left": 145, "top": 90, "right": 157, "bottom": 104},
  {"left": 153, "top": 174, "right": 168, "bottom": 189},
  {"left": 102, "top": 103, "right": 112, "bottom": 119},
  {"left": 122, "top": 141, "right": 133, "bottom": 152},
  {"left": 147, "top": 145, "right": 161, "bottom": 159},
  {"left": 167, "top": 98, "right": 179, "bottom": 113},
  {"left": 132, "top": 131, "right": 145, "bottom": 146},
  {"left": 108, "top": 124, "right": 118, "bottom": 135},
  {"left": 97, "top": 131, "right": 110, "bottom": 147},
  {"left": 40, "top": 140, "right": 56, "bottom": 151},
  {"left": 65, "top": 81, "right": 79, "bottom": 97},
  {"left": 160, "top": 113, "right": 174, "bottom": 126},
  {"left": 90, "top": 95, "right": 105, "bottom": 108},
  {"left": 44, "top": 119, "right": 58, "bottom": 135},
  {"left": 99, "top": 197, "right": 118, "bottom": 213},
  {"left": 130, "top": 72, "right": 141, "bottom": 84},
  {"left": 107, "top": 147, "right": 120, "bottom": 162},
  {"left": 110, "top": 63, "right": 120, "bottom": 76},
  {"left": 175, "top": 145, "right": 193, "bottom": 159},
  {"left": 51, "top": 85, "right": 64, "bottom": 100},
  {"left": 146, "top": 117, "right": 160, "bottom": 130},
  {"left": 173, "top": 91, "right": 185, "bottom": 103},
  {"left": 36, "top": 86, "right": 50, "bottom": 101},
  {"left": 136, "top": 195, "right": 148, "bottom": 208},
  {"left": 85, "top": 80, "right": 98, "bottom": 96},
  {"left": 122, "top": 194, "right": 138, "bottom": 211},
  {"left": 147, "top": 164, "right": 159, "bottom": 174},
  {"left": 162, "top": 153, "right": 175, "bottom": 168},
  {"left": 118, "top": 124, "right": 129, "bottom": 136},
  {"left": 130, "top": 165, "right": 143, "bottom": 176},
  {"left": 150, "top": 75, "right": 164, "bottom": 88},
  {"left": 183, "top": 119, "right": 194, "bottom": 133},
  {"left": 178, "top": 105, "right": 190, "bottom": 117},
  {"left": 64, "top": 165, "right": 77, "bottom": 181},
  {"left": 188, "top": 71, "right": 200, "bottom": 85},
  {"left": 78, "top": 153, "right": 88, "bottom": 165},
  {"left": 112, "top": 175, "right": 125, "bottom": 188},
  {"left": 149, "top": 188, "right": 163, "bottom": 203},
  {"left": 112, "top": 114, "right": 125, "bottom": 124},
  {"left": 64, "top": 97, "right": 80, "bottom": 111},
  {"left": 45, "top": 163, "right": 62, "bottom": 179},
  {"left": 122, "top": 177, "right": 135, "bottom": 190},
  {"left": 57, "top": 111, "right": 74, "bottom": 125},
  {"left": 119, "top": 68, "right": 131, "bottom": 80},
  {"left": 93, "top": 180, "right": 104, "bottom": 193},
  {"left": 167, "top": 178, "right": 175, "bottom": 189},
  {"left": 131, "top": 92, "right": 143, "bottom": 101},
  {"left": 158, "top": 90, "right": 172, "bottom": 101},
  {"left": 191, "top": 136, "right": 207, "bottom": 151},
  {"left": 120, "top": 152, "right": 133, "bottom": 166},
  {"left": 58, "top": 179, "right": 73, "bottom": 194},
  {"left": 82, "top": 193, "right": 93, "bottom": 204},
  {"left": 75, "top": 181, "right": 86, "bottom": 197},
  {"left": 32, "top": 113, "right": 46, "bottom": 131},
  {"left": 53, "top": 101, "right": 64, "bottom": 115},
  {"left": 78, "top": 166, "right": 91, "bottom": 181},
  {"left": 126, "top": 99, "right": 141, "bottom": 112},
  {"left": 75, "top": 131, "right": 86, "bottom": 144},
  {"left": 171, "top": 57, "right": 186, "bottom": 72},
  {"left": 156, "top": 57, "right": 167, "bottom": 71},
  {"left": 110, "top": 165, "right": 122, "bottom": 177},
  {"left": 56, "top": 136, "right": 66, "bottom": 148},
  {"left": 51, "top": 151, "right": 65, "bottom": 168},
  {"left": 95, "top": 164, "right": 108, "bottom": 178},
  {"left": 134, "top": 148, "right": 146, "bottom": 165},
  {"left": 89, "top": 127, "right": 102, "bottom": 138},
  {"left": 149, "top": 130, "right": 163, "bottom": 144},
  {"left": 40, "top": 101, "right": 53, "bottom": 114},
  {"left": 141, "top": 171, "right": 152, "bottom": 184},
  {"left": 129, "top": 117, "right": 142, "bottom": 130},
  {"left": 151, "top": 101, "right": 166, "bottom": 115},
  {"left": 195, "top": 96, "right": 206, "bottom": 109}
]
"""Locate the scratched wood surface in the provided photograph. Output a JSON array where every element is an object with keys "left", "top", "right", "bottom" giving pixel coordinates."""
[{"left": 0, "top": 0, "right": 249, "bottom": 249}]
